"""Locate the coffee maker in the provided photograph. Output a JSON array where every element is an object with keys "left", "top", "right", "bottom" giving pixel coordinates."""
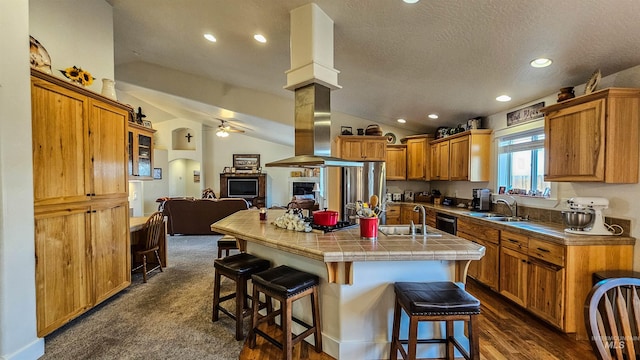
[{"left": 472, "top": 188, "right": 491, "bottom": 211}]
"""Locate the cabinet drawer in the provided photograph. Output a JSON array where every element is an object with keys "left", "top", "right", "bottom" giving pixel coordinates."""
[
  {"left": 501, "top": 230, "right": 528, "bottom": 252},
  {"left": 457, "top": 220, "right": 500, "bottom": 244},
  {"left": 529, "top": 239, "right": 565, "bottom": 267},
  {"left": 386, "top": 205, "right": 400, "bottom": 216}
]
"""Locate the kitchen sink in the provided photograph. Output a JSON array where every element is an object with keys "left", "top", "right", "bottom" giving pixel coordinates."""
[
  {"left": 488, "top": 216, "right": 528, "bottom": 222},
  {"left": 378, "top": 225, "right": 442, "bottom": 237},
  {"left": 463, "top": 212, "right": 503, "bottom": 218}
]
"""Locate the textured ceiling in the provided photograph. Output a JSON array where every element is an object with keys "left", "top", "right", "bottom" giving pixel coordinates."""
[{"left": 109, "top": 0, "right": 640, "bottom": 138}]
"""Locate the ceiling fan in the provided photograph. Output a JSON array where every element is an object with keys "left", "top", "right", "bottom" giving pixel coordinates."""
[{"left": 216, "top": 119, "right": 245, "bottom": 137}]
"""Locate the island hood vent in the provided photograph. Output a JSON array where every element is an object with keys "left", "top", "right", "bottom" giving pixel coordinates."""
[
  {"left": 265, "top": 3, "right": 362, "bottom": 168},
  {"left": 265, "top": 83, "right": 362, "bottom": 168}
]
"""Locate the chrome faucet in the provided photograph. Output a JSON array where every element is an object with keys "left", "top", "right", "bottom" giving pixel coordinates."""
[
  {"left": 413, "top": 205, "right": 427, "bottom": 235},
  {"left": 496, "top": 197, "right": 517, "bottom": 217}
]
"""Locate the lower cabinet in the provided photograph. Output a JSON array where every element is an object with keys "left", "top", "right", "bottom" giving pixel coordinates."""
[
  {"left": 35, "top": 200, "right": 130, "bottom": 336},
  {"left": 386, "top": 204, "right": 401, "bottom": 224},
  {"left": 498, "top": 230, "right": 565, "bottom": 328},
  {"left": 457, "top": 218, "right": 499, "bottom": 290}
]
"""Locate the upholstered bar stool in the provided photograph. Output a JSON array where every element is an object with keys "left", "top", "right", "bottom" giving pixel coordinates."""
[
  {"left": 390, "top": 281, "right": 480, "bottom": 360},
  {"left": 247, "top": 265, "right": 322, "bottom": 360},
  {"left": 212, "top": 253, "right": 270, "bottom": 340},
  {"left": 217, "top": 234, "right": 239, "bottom": 258}
]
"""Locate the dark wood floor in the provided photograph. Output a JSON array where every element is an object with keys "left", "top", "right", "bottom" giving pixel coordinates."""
[{"left": 239, "top": 279, "right": 595, "bottom": 360}]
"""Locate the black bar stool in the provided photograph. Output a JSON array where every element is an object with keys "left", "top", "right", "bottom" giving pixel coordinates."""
[
  {"left": 212, "top": 253, "right": 270, "bottom": 340},
  {"left": 390, "top": 281, "right": 480, "bottom": 360},
  {"left": 217, "top": 235, "right": 239, "bottom": 258},
  {"left": 247, "top": 265, "right": 322, "bottom": 360}
]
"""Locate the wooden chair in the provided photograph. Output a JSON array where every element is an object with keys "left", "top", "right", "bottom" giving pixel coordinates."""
[
  {"left": 585, "top": 277, "right": 640, "bottom": 360},
  {"left": 131, "top": 211, "right": 165, "bottom": 282}
]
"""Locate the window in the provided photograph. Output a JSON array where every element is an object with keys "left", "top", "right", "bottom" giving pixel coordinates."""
[{"left": 497, "top": 128, "right": 550, "bottom": 197}]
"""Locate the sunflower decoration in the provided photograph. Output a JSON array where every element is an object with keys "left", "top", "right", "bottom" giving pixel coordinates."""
[{"left": 59, "top": 66, "right": 95, "bottom": 86}]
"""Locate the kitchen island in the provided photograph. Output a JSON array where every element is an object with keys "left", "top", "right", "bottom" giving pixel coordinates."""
[{"left": 211, "top": 209, "right": 485, "bottom": 359}]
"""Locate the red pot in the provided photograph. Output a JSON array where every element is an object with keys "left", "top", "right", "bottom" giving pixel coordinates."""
[{"left": 312, "top": 209, "right": 339, "bottom": 226}]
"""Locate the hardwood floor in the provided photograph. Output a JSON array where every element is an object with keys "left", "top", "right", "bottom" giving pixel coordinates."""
[{"left": 239, "top": 279, "right": 595, "bottom": 360}]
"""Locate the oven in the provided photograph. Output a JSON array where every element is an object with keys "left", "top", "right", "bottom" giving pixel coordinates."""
[{"left": 435, "top": 212, "right": 457, "bottom": 235}]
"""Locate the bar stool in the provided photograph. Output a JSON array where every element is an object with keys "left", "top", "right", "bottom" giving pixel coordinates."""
[
  {"left": 212, "top": 253, "right": 270, "bottom": 340},
  {"left": 247, "top": 265, "right": 322, "bottom": 360},
  {"left": 390, "top": 281, "right": 480, "bottom": 360},
  {"left": 217, "top": 235, "right": 239, "bottom": 258}
]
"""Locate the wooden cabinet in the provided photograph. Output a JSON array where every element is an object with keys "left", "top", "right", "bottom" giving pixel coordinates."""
[
  {"left": 31, "top": 69, "right": 131, "bottom": 336},
  {"left": 457, "top": 218, "right": 500, "bottom": 290},
  {"left": 128, "top": 123, "right": 156, "bottom": 180},
  {"left": 385, "top": 204, "right": 401, "bottom": 224},
  {"left": 400, "top": 204, "right": 421, "bottom": 224},
  {"left": 428, "top": 130, "right": 491, "bottom": 181},
  {"left": 429, "top": 142, "right": 449, "bottom": 180},
  {"left": 541, "top": 88, "right": 640, "bottom": 183},
  {"left": 385, "top": 145, "right": 407, "bottom": 180},
  {"left": 406, "top": 136, "right": 432, "bottom": 180},
  {"left": 220, "top": 173, "right": 267, "bottom": 208},
  {"left": 498, "top": 230, "right": 565, "bottom": 328},
  {"left": 334, "top": 135, "right": 387, "bottom": 161}
]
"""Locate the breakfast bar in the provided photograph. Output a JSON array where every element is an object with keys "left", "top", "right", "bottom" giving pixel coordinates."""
[{"left": 211, "top": 209, "right": 485, "bottom": 359}]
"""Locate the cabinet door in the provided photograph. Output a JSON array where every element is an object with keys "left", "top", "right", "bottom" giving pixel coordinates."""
[
  {"left": 544, "top": 99, "right": 605, "bottom": 181},
  {"left": 474, "top": 238, "right": 499, "bottom": 290},
  {"left": 385, "top": 145, "right": 407, "bottom": 180},
  {"left": 89, "top": 100, "right": 128, "bottom": 197},
  {"left": 362, "top": 139, "right": 386, "bottom": 161},
  {"left": 91, "top": 201, "right": 131, "bottom": 304},
  {"left": 437, "top": 141, "right": 450, "bottom": 180},
  {"left": 449, "top": 136, "right": 469, "bottom": 181},
  {"left": 340, "top": 138, "right": 365, "bottom": 160},
  {"left": 35, "top": 206, "right": 92, "bottom": 337},
  {"left": 386, "top": 204, "right": 401, "bottom": 224},
  {"left": 31, "top": 77, "right": 89, "bottom": 206},
  {"left": 429, "top": 144, "right": 440, "bottom": 180},
  {"left": 499, "top": 247, "right": 528, "bottom": 307},
  {"left": 400, "top": 204, "right": 421, "bottom": 224},
  {"left": 527, "top": 258, "right": 565, "bottom": 328},
  {"left": 407, "top": 138, "right": 428, "bottom": 180}
]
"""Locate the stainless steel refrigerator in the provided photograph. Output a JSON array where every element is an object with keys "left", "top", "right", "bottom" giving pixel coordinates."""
[{"left": 341, "top": 161, "right": 386, "bottom": 224}]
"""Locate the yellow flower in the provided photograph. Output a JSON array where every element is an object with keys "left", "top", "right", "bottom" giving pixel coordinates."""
[{"left": 59, "top": 66, "right": 95, "bottom": 86}]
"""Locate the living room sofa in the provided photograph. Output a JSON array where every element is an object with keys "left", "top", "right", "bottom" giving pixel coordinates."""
[{"left": 160, "top": 197, "right": 250, "bottom": 235}]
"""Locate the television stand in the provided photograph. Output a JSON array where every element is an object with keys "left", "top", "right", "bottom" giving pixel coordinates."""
[{"left": 220, "top": 173, "right": 267, "bottom": 208}]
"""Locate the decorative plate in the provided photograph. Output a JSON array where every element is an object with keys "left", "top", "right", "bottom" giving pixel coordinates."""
[
  {"left": 384, "top": 132, "right": 396, "bottom": 144},
  {"left": 29, "top": 36, "right": 52, "bottom": 74},
  {"left": 584, "top": 69, "right": 601, "bottom": 95}
]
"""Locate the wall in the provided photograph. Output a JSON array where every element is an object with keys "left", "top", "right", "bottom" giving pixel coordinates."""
[{"left": 1, "top": 1, "right": 43, "bottom": 358}]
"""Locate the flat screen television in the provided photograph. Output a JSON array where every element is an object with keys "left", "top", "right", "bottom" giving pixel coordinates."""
[{"left": 227, "top": 178, "right": 258, "bottom": 198}]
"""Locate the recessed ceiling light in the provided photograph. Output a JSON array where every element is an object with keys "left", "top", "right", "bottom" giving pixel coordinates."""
[
  {"left": 428, "top": 114, "right": 439, "bottom": 119},
  {"left": 496, "top": 95, "right": 512, "bottom": 102},
  {"left": 397, "top": 118, "right": 406, "bottom": 123},
  {"left": 204, "top": 33, "right": 217, "bottom": 42},
  {"left": 530, "top": 58, "right": 552, "bottom": 68},
  {"left": 403, "top": 0, "right": 420, "bottom": 3},
  {"left": 254, "top": 34, "right": 267, "bottom": 43}
]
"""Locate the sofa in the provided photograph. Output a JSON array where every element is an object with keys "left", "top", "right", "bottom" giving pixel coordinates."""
[{"left": 160, "top": 197, "right": 250, "bottom": 235}]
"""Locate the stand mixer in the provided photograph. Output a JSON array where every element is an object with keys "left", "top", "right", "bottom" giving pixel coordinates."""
[{"left": 562, "top": 197, "right": 613, "bottom": 235}]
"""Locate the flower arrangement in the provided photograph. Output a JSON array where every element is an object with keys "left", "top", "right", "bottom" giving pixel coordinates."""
[{"left": 59, "top": 66, "right": 95, "bottom": 86}]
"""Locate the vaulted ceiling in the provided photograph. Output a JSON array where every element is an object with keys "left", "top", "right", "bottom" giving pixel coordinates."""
[{"left": 109, "top": 0, "right": 640, "bottom": 139}]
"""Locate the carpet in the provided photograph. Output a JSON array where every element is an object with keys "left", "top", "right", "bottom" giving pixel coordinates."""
[{"left": 41, "top": 235, "right": 244, "bottom": 360}]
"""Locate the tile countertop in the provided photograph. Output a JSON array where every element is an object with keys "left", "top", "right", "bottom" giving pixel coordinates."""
[
  {"left": 397, "top": 202, "right": 636, "bottom": 247},
  {"left": 210, "top": 209, "right": 485, "bottom": 263}
]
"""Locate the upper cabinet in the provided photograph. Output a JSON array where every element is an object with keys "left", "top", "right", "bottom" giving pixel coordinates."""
[
  {"left": 128, "top": 123, "right": 156, "bottom": 180},
  {"left": 429, "top": 130, "right": 491, "bottom": 182},
  {"left": 385, "top": 144, "right": 407, "bottom": 180},
  {"left": 335, "top": 135, "right": 387, "bottom": 161},
  {"left": 406, "top": 135, "right": 433, "bottom": 180},
  {"left": 31, "top": 70, "right": 129, "bottom": 206},
  {"left": 541, "top": 88, "right": 640, "bottom": 183}
]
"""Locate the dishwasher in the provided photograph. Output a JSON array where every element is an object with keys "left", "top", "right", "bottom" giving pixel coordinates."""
[{"left": 435, "top": 212, "right": 457, "bottom": 235}]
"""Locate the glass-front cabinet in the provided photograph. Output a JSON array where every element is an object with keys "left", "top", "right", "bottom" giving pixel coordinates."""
[{"left": 128, "top": 123, "right": 155, "bottom": 180}]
